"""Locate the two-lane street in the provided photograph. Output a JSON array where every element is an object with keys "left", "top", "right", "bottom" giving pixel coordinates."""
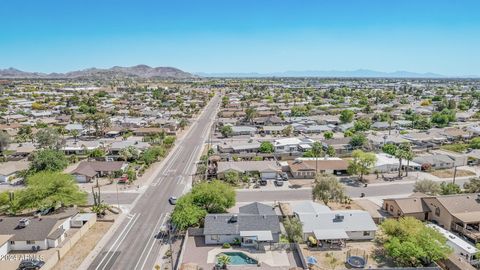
[{"left": 86, "top": 94, "right": 220, "bottom": 270}]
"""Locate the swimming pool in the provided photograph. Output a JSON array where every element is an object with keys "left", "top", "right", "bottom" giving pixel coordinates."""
[{"left": 217, "top": 252, "right": 258, "bottom": 265}]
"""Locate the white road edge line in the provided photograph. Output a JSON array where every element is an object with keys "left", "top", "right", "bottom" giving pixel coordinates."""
[
  {"left": 96, "top": 213, "right": 140, "bottom": 270},
  {"left": 134, "top": 213, "right": 166, "bottom": 270}
]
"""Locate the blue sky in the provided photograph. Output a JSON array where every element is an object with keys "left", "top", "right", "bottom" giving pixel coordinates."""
[{"left": 1, "top": 0, "right": 479, "bottom": 76}]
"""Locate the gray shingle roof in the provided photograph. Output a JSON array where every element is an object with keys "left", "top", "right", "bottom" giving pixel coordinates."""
[
  {"left": 204, "top": 203, "right": 280, "bottom": 235},
  {"left": 0, "top": 217, "right": 58, "bottom": 241}
]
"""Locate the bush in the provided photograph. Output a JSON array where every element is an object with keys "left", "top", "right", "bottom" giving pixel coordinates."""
[{"left": 222, "top": 243, "right": 231, "bottom": 248}]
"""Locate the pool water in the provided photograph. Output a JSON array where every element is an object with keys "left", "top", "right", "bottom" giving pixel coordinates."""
[{"left": 218, "top": 252, "right": 258, "bottom": 265}]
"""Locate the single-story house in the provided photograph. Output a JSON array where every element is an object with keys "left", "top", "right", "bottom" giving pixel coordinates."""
[
  {"left": 0, "top": 161, "right": 29, "bottom": 183},
  {"left": 109, "top": 140, "right": 151, "bottom": 155},
  {"left": 62, "top": 140, "right": 102, "bottom": 155},
  {"left": 413, "top": 154, "right": 455, "bottom": 170},
  {"left": 217, "top": 141, "right": 261, "bottom": 154},
  {"left": 375, "top": 153, "right": 421, "bottom": 173},
  {"left": 231, "top": 126, "right": 257, "bottom": 136},
  {"left": 216, "top": 161, "right": 281, "bottom": 180},
  {"left": 0, "top": 211, "right": 76, "bottom": 252},
  {"left": 203, "top": 202, "right": 281, "bottom": 249},
  {"left": 274, "top": 137, "right": 314, "bottom": 153},
  {"left": 70, "top": 161, "right": 127, "bottom": 182},
  {"left": 293, "top": 201, "right": 377, "bottom": 244},
  {"left": 287, "top": 158, "right": 348, "bottom": 178}
]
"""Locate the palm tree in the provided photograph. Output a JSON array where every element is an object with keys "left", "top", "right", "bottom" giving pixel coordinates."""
[
  {"left": 70, "top": 129, "right": 80, "bottom": 143},
  {"left": 311, "top": 142, "right": 324, "bottom": 175},
  {"left": 217, "top": 255, "right": 231, "bottom": 269}
]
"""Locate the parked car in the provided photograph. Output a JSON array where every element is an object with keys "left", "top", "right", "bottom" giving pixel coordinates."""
[
  {"left": 18, "top": 259, "right": 45, "bottom": 270},
  {"left": 35, "top": 207, "right": 54, "bottom": 216},
  {"left": 274, "top": 180, "right": 284, "bottom": 186},
  {"left": 168, "top": 196, "right": 177, "bottom": 205},
  {"left": 280, "top": 172, "right": 289, "bottom": 181},
  {"left": 259, "top": 179, "right": 267, "bottom": 186}
]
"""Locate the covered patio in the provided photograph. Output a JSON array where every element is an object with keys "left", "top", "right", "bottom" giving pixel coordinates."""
[{"left": 307, "top": 229, "right": 348, "bottom": 250}]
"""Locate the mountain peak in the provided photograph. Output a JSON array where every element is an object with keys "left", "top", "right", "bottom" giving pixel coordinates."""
[{"left": 0, "top": 65, "right": 192, "bottom": 79}]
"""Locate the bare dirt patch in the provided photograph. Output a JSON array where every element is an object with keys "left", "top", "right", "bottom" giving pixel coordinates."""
[
  {"left": 430, "top": 169, "right": 475, "bottom": 178},
  {"left": 51, "top": 222, "right": 113, "bottom": 270}
]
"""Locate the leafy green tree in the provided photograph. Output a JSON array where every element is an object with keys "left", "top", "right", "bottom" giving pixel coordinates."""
[
  {"left": 35, "top": 128, "right": 63, "bottom": 149},
  {"left": 349, "top": 133, "right": 367, "bottom": 149},
  {"left": 312, "top": 174, "right": 346, "bottom": 206},
  {"left": 224, "top": 170, "right": 241, "bottom": 185},
  {"left": 245, "top": 107, "right": 257, "bottom": 123},
  {"left": 89, "top": 148, "right": 106, "bottom": 158},
  {"left": 311, "top": 141, "right": 324, "bottom": 174},
  {"left": 339, "top": 109, "right": 354, "bottom": 123},
  {"left": 163, "top": 136, "right": 176, "bottom": 148},
  {"left": 179, "top": 119, "right": 188, "bottom": 130},
  {"left": 413, "top": 179, "right": 441, "bottom": 195},
  {"left": 354, "top": 118, "right": 371, "bottom": 132},
  {"left": 190, "top": 180, "right": 235, "bottom": 213},
  {"left": 382, "top": 143, "right": 398, "bottom": 156},
  {"left": 470, "top": 137, "right": 480, "bottom": 149},
  {"left": 85, "top": 112, "right": 110, "bottom": 136},
  {"left": 220, "top": 125, "right": 233, "bottom": 138},
  {"left": 348, "top": 150, "right": 377, "bottom": 182},
  {"left": 464, "top": 178, "right": 480, "bottom": 193},
  {"left": 379, "top": 217, "right": 451, "bottom": 267},
  {"left": 284, "top": 217, "right": 304, "bottom": 243},
  {"left": 323, "top": 131, "right": 333, "bottom": 139},
  {"left": 30, "top": 149, "right": 68, "bottom": 173},
  {"left": 259, "top": 141, "right": 274, "bottom": 153},
  {"left": 440, "top": 182, "right": 461, "bottom": 195},
  {"left": 282, "top": 125, "right": 293, "bottom": 136},
  {"left": 171, "top": 195, "right": 206, "bottom": 230},
  {"left": 431, "top": 109, "right": 456, "bottom": 128},
  {"left": 21, "top": 172, "right": 87, "bottom": 210},
  {"left": 0, "top": 131, "right": 11, "bottom": 155},
  {"left": 326, "top": 145, "right": 336, "bottom": 157},
  {"left": 120, "top": 146, "right": 141, "bottom": 162},
  {"left": 171, "top": 180, "right": 235, "bottom": 230}
]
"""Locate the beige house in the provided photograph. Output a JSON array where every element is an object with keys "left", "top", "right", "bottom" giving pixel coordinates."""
[{"left": 383, "top": 193, "right": 480, "bottom": 243}]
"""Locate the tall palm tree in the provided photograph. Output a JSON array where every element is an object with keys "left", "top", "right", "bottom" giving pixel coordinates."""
[{"left": 311, "top": 142, "right": 324, "bottom": 175}]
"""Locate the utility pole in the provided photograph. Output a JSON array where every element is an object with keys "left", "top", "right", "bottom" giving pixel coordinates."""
[{"left": 452, "top": 165, "right": 458, "bottom": 184}]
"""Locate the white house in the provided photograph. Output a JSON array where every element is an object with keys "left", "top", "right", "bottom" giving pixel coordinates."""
[
  {"left": 0, "top": 161, "right": 30, "bottom": 184},
  {"left": 374, "top": 153, "right": 421, "bottom": 173},
  {"left": 293, "top": 201, "right": 377, "bottom": 242},
  {"left": 427, "top": 223, "right": 478, "bottom": 264},
  {"left": 274, "top": 137, "right": 314, "bottom": 153}
]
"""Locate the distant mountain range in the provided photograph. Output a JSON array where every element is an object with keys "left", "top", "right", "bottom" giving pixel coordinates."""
[
  {"left": 196, "top": 69, "right": 457, "bottom": 78},
  {"left": 0, "top": 65, "right": 192, "bottom": 79}
]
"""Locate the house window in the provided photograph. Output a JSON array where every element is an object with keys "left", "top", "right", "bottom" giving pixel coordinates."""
[
  {"left": 389, "top": 205, "right": 394, "bottom": 212},
  {"left": 210, "top": 235, "right": 219, "bottom": 241},
  {"left": 26, "top": 240, "right": 35, "bottom": 245},
  {"left": 10, "top": 241, "right": 15, "bottom": 245},
  {"left": 385, "top": 203, "right": 389, "bottom": 211},
  {"left": 435, "top": 207, "right": 441, "bottom": 217},
  {"left": 363, "top": 231, "right": 371, "bottom": 236}
]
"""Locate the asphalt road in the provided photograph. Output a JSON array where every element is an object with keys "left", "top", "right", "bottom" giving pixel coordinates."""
[
  {"left": 236, "top": 178, "right": 471, "bottom": 202},
  {"left": 87, "top": 95, "right": 220, "bottom": 270}
]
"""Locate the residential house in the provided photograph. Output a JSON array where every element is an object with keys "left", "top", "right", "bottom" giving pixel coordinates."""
[
  {"left": 0, "top": 209, "right": 77, "bottom": 252},
  {"left": 322, "top": 137, "right": 353, "bottom": 156},
  {"left": 0, "top": 161, "right": 29, "bottom": 184},
  {"left": 216, "top": 161, "right": 281, "bottom": 180},
  {"left": 375, "top": 153, "right": 421, "bottom": 173},
  {"left": 70, "top": 161, "right": 127, "bottom": 182},
  {"left": 383, "top": 194, "right": 480, "bottom": 243},
  {"left": 413, "top": 154, "right": 455, "bottom": 170},
  {"left": 108, "top": 140, "right": 151, "bottom": 155},
  {"left": 274, "top": 137, "right": 314, "bottom": 153},
  {"left": 287, "top": 158, "right": 348, "bottom": 178},
  {"left": 293, "top": 201, "right": 377, "bottom": 244},
  {"left": 203, "top": 202, "right": 281, "bottom": 249},
  {"left": 62, "top": 140, "right": 102, "bottom": 155},
  {"left": 217, "top": 141, "right": 261, "bottom": 154},
  {"left": 231, "top": 126, "right": 257, "bottom": 136}
]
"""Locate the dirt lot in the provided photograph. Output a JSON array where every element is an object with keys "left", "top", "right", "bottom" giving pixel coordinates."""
[
  {"left": 300, "top": 241, "right": 394, "bottom": 270},
  {"left": 430, "top": 169, "right": 476, "bottom": 178},
  {"left": 52, "top": 221, "right": 113, "bottom": 270}
]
